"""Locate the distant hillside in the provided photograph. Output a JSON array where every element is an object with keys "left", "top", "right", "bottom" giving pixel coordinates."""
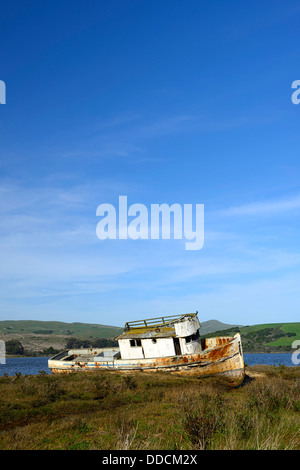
[
  {"left": 202, "top": 322, "right": 300, "bottom": 353},
  {"left": 0, "top": 320, "right": 123, "bottom": 356},
  {"left": 200, "top": 319, "right": 244, "bottom": 335},
  {"left": 0, "top": 320, "right": 123, "bottom": 339}
]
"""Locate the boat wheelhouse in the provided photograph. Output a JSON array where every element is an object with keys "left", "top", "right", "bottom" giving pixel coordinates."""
[{"left": 116, "top": 313, "right": 202, "bottom": 360}]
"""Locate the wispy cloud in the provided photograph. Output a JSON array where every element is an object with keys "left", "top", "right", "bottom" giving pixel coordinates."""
[
  {"left": 221, "top": 193, "right": 300, "bottom": 216},
  {"left": 98, "top": 112, "right": 275, "bottom": 142},
  {"left": 1, "top": 176, "right": 300, "bottom": 324},
  {"left": 58, "top": 110, "right": 277, "bottom": 164}
]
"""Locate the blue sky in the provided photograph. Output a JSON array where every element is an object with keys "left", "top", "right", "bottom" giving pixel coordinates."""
[{"left": 1, "top": 1, "right": 300, "bottom": 327}]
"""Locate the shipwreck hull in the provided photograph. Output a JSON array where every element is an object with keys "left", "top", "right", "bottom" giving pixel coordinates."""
[{"left": 49, "top": 333, "right": 244, "bottom": 384}]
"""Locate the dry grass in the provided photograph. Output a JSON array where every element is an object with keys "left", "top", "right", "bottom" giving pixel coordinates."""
[{"left": 0, "top": 365, "right": 299, "bottom": 450}]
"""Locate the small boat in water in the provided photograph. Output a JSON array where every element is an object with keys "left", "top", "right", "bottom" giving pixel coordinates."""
[{"left": 48, "top": 312, "right": 245, "bottom": 384}]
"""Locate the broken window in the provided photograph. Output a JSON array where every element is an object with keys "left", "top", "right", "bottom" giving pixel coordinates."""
[
  {"left": 185, "top": 329, "right": 200, "bottom": 343},
  {"left": 130, "top": 339, "right": 142, "bottom": 347}
]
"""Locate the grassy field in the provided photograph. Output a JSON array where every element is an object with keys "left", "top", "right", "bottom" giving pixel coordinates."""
[{"left": 0, "top": 366, "right": 299, "bottom": 450}]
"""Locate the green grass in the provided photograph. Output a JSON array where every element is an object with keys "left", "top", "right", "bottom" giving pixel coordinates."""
[
  {"left": 0, "top": 366, "right": 299, "bottom": 450},
  {"left": 281, "top": 323, "right": 300, "bottom": 335},
  {"left": 269, "top": 323, "right": 300, "bottom": 347}
]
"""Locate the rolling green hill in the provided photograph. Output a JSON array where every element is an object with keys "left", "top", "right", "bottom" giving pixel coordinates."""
[{"left": 202, "top": 322, "right": 300, "bottom": 352}]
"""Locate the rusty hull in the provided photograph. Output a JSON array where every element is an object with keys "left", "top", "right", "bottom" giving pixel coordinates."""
[{"left": 49, "top": 334, "right": 245, "bottom": 384}]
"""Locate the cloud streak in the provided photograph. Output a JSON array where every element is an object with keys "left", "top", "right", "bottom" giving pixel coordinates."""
[{"left": 221, "top": 193, "right": 300, "bottom": 216}]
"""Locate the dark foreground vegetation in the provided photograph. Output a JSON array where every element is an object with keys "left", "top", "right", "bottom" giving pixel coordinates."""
[{"left": 0, "top": 366, "right": 299, "bottom": 450}]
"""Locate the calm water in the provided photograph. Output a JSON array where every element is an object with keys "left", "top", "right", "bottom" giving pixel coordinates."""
[
  {"left": 244, "top": 353, "right": 297, "bottom": 367},
  {"left": 0, "top": 353, "right": 298, "bottom": 376},
  {"left": 0, "top": 357, "right": 51, "bottom": 376}
]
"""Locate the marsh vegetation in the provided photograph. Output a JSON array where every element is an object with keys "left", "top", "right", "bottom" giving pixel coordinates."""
[{"left": 0, "top": 365, "right": 299, "bottom": 450}]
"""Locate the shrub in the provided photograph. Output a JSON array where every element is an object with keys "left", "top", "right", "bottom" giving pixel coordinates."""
[
  {"left": 181, "top": 393, "right": 225, "bottom": 450},
  {"left": 5, "top": 340, "right": 24, "bottom": 355}
]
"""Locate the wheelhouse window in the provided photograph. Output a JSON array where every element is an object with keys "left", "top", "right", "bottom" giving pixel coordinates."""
[
  {"left": 185, "top": 329, "right": 200, "bottom": 343},
  {"left": 130, "top": 339, "right": 142, "bottom": 347}
]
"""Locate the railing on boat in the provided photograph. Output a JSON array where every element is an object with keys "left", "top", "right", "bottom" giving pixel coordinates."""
[{"left": 124, "top": 312, "right": 198, "bottom": 331}]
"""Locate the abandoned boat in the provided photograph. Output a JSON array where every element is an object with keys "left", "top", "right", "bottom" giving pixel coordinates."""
[{"left": 48, "top": 312, "right": 245, "bottom": 383}]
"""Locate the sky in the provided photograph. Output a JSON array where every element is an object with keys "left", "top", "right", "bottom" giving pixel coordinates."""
[{"left": 0, "top": 0, "right": 300, "bottom": 327}]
